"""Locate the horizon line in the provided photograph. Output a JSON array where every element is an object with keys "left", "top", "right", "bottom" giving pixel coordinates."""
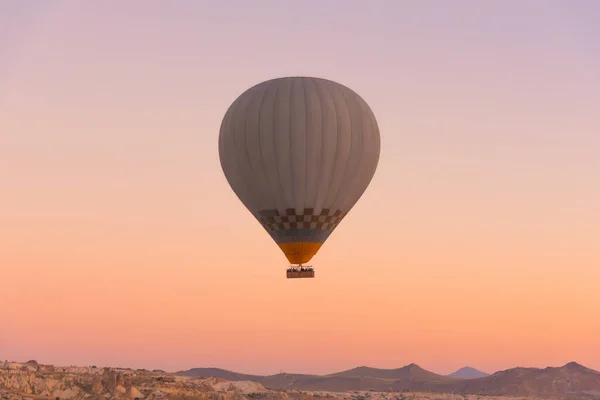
[{"left": 5, "top": 359, "right": 591, "bottom": 377}]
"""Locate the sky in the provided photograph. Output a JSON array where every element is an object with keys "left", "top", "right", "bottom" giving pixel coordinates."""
[{"left": 1, "top": 0, "right": 599, "bottom": 375}]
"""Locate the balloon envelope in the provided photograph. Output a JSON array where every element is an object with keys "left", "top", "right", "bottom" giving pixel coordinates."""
[{"left": 219, "top": 77, "right": 380, "bottom": 265}]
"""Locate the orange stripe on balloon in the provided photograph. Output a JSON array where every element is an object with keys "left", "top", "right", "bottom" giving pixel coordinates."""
[{"left": 278, "top": 242, "right": 323, "bottom": 264}]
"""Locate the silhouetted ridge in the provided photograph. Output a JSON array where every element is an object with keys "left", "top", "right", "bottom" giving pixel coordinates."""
[
  {"left": 177, "top": 361, "right": 600, "bottom": 397},
  {"left": 175, "top": 367, "right": 260, "bottom": 381},
  {"left": 448, "top": 366, "right": 489, "bottom": 379},
  {"left": 563, "top": 361, "right": 599, "bottom": 374},
  {"left": 328, "top": 363, "right": 451, "bottom": 381}
]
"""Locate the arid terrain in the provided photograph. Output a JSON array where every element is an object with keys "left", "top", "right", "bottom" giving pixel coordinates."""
[
  {"left": 177, "top": 362, "right": 600, "bottom": 398},
  {"left": 2, "top": 360, "right": 599, "bottom": 400}
]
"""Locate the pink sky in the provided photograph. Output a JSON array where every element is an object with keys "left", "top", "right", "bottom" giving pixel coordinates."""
[{"left": 1, "top": 1, "right": 599, "bottom": 375}]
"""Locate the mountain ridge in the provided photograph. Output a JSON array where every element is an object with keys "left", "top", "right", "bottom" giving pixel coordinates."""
[
  {"left": 177, "top": 362, "right": 600, "bottom": 398},
  {"left": 448, "top": 366, "right": 490, "bottom": 379}
]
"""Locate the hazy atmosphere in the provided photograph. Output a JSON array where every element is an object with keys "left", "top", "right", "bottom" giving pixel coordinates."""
[{"left": 1, "top": 0, "right": 599, "bottom": 376}]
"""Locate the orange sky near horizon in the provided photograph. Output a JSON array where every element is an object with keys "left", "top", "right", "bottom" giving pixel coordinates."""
[{"left": 1, "top": 1, "right": 599, "bottom": 375}]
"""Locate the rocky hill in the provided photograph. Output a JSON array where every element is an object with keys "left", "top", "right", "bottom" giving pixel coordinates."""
[
  {"left": 436, "top": 362, "right": 600, "bottom": 398},
  {"left": 178, "top": 362, "right": 600, "bottom": 398},
  {"left": 176, "top": 364, "right": 454, "bottom": 392},
  {"left": 0, "top": 362, "right": 284, "bottom": 400},
  {"left": 328, "top": 364, "right": 453, "bottom": 382},
  {"left": 0, "top": 361, "right": 545, "bottom": 400},
  {"left": 447, "top": 367, "right": 489, "bottom": 379},
  {"left": 3, "top": 360, "right": 600, "bottom": 399}
]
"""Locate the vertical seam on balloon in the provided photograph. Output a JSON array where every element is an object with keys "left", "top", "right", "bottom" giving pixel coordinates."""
[
  {"left": 329, "top": 84, "right": 354, "bottom": 211},
  {"left": 288, "top": 78, "right": 295, "bottom": 208},
  {"left": 364, "top": 102, "right": 381, "bottom": 192},
  {"left": 242, "top": 86, "right": 263, "bottom": 210},
  {"left": 242, "top": 87, "right": 263, "bottom": 212},
  {"left": 346, "top": 97, "right": 375, "bottom": 211},
  {"left": 345, "top": 104, "right": 379, "bottom": 217},
  {"left": 368, "top": 101, "right": 381, "bottom": 177},
  {"left": 272, "top": 82, "right": 285, "bottom": 215},
  {"left": 368, "top": 104, "right": 381, "bottom": 195},
  {"left": 310, "top": 77, "right": 324, "bottom": 211},
  {"left": 288, "top": 78, "right": 297, "bottom": 248},
  {"left": 218, "top": 106, "right": 229, "bottom": 178},
  {"left": 347, "top": 99, "right": 380, "bottom": 219},
  {"left": 364, "top": 103, "right": 380, "bottom": 204},
  {"left": 314, "top": 78, "right": 333, "bottom": 213},
  {"left": 302, "top": 78, "right": 308, "bottom": 215},
  {"left": 227, "top": 96, "right": 252, "bottom": 210},
  {"left": 256, "top": 80, "right": 276, "bottom": 211},
  {"left": 323, "top": 80, "right": 340, "bottom": 213},
  {"left": 237, "top": 92, "right": 258, "bottom": 212},
  {"left": 339, "top": 92, "right": 365, "bottom": 213}
]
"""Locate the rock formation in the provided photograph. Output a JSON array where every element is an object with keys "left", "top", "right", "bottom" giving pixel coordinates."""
[{"left": 3, "top": 360, "right": 599, "bottom": 399}]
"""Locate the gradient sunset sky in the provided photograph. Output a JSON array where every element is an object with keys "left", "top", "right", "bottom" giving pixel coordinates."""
[{"left": 1, "top": 1, "right": 599, "bottom": 375}]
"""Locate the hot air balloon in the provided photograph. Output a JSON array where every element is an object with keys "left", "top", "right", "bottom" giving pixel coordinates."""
[{"left": 218, "top": 77, "right": 380, "bottom": 278}]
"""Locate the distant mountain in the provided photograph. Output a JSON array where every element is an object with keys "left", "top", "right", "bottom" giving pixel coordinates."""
[
  {"left": 177, "top": 364, "right": 454, "bottom": 392},
  {"left": 177, "top": 362, "right": 600, "bottom": 398},
  {"left": 448, "top": 366, "right": 489, "bottom": 379},
  {"left": 175, "top": 367, "right": 260, "bottom": 382},
  {"left": 328, "top": 363, "right": 453, "bottom": 382},
  {"left": 436, "top": 362, "right": 600, "bottom": 398}
]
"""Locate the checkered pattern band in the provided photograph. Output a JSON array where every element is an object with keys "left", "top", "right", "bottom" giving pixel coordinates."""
[{"left": 257, "top": 208, "right": 347, "bottom": 233}]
